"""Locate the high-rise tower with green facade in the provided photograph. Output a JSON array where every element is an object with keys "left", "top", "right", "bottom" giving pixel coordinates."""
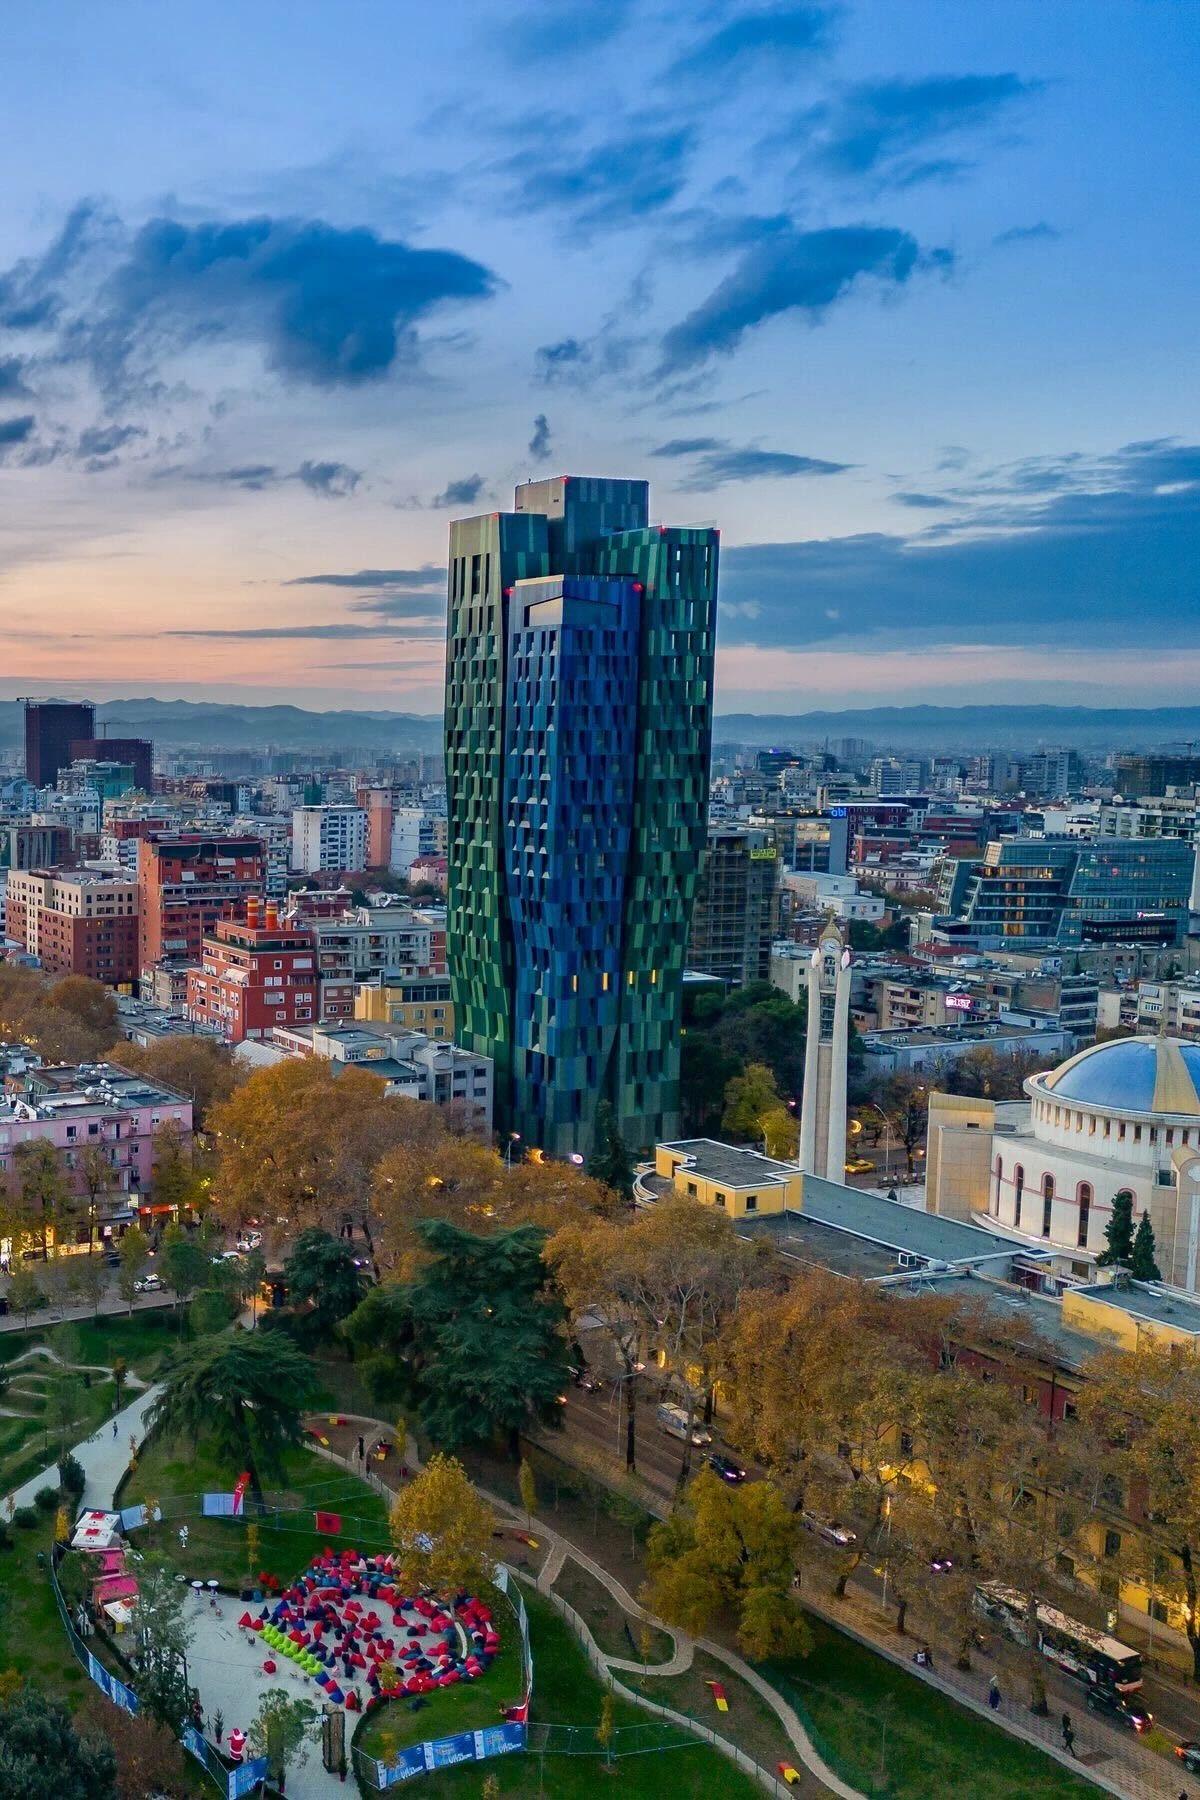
[{"left": 444, "top": 475, "right": 718, "bottom": 1157}]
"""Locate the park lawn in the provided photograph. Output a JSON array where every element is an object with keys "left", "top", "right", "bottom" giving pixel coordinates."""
[
  {"left": 356, "top": 1587, "right": 767, "bottom": 1800},
  {"left": 0, "top": 1306, "right": 178, "bottom": 1376},
  {"left": 623, "top": 1646, "right": 799, "bottom": 1776},
  {"left": 353, "top": 1582, "right": 524, "bottom": 1755},
  {"left": 0, "top": 1518, "right": 88, "bottom": 1697},
  {"left": 122, "top": 1436, "right": 392, "bottom": 1589},
  {"left": 551, "top": 1556, "right": 673, "bottom": 1664},
  {"left": 763, "top": 1614, "right": 1104, "bottom": 1800}
]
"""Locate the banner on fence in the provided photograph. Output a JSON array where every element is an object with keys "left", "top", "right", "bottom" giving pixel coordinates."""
[
  {"left": 228, "top": 1757, "right": 270, "bottom": 1798},
  {"left": 86, "top": 1652, "right": 139, "bottom": 1716},
  {"left": 368, "top": 1723, "right": 527, "bottom": 1789},
  {"left": 118, "top": 1503, "right": 160, "bottom": 1530},
  {"left": 202, "top": 1492, "right": 237, "bottom": 1517}
]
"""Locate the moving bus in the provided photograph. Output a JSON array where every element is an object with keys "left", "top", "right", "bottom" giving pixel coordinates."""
[{"left": 974, "top": 1585, "right": 1143, "bottom": 1693}]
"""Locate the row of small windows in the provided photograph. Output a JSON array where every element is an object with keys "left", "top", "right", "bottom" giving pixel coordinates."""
[{"left": 1035, "top": 1099, "right": 1200, "bottom": 1147}]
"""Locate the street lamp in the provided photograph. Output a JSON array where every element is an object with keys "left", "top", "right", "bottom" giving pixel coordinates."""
[
  {"left": 504, "top": 1132, "right": 521, "bottom": 1168},
  {"left": 568, "top": 1153, "right": 584, "bottom": 1166},
  {"left": 864, "top": 1101, "right": 893, "bottom": 1182}
]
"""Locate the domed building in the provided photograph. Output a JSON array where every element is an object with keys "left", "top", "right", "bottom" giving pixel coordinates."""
[{"left": 926, "top": 1036, "right": 1200, "bottom": 1293}]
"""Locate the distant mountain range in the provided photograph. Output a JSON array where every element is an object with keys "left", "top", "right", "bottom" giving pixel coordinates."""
[{"left": 2, "top": 698, "right": 1199, "bottom": 758}]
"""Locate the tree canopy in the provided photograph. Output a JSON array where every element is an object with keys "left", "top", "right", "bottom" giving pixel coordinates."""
[
  {"left": 146, "top": 1330, "right": 320, "bottom": 1499},
  {"left": 0, "top": 1686, "right": 118, "bottom": 1800},
  {"left": 344, "top": 1220, "right": 571, "bottom": 1456},
  {"left": 388, "top": 1453, "right": 496, "bottom": 1596},
  {"left": 282, "top": 1227, "right": 368, "bottom": 1343}
]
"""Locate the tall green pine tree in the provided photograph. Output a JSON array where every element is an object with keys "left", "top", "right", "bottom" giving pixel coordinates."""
[
  {"left": 1130, "top": 1211, "right": 1162, "bottom": 1282},
  {"left": 1098, "top": 1190, "right": 1135, "bottom": 1267},
  {"left": 587, "top": 1099, "right": 635, "bottom": 1200}
]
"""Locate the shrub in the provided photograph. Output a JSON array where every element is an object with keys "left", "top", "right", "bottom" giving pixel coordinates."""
[
  {"left": 34, "top": 1487, "right": 59, "bottom": 1514},
  {"left": 58, "top": 1454, "right": 86, "bottom": 1500},
  {"left": 13, "top": 1506, "right": 38, "bottom": 1530},
  {"left": 0, "top": 1522, "right": 11, "bottom": 1550}
]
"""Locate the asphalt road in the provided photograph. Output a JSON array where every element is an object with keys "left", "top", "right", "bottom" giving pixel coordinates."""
[{"left": 552, "top": 1382, "right": 1200, "bottom": 1784}]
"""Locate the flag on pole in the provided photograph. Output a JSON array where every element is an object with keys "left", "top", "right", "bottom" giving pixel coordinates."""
[
  {"left": 231, "top": 1471, "right": 251, "bottom": 1517},
  {"left": 314, "top": 1510, "right": 342, "bottom": 1534}
]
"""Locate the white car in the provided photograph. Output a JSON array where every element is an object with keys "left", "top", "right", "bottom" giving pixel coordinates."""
[
  {"left": 237, "top": 1232, "right": 262, "bottom": 1252},
  {"left": 799, "top": 1511, "right": 857, "bottom": 1548},
  {"left": 134, "top": 1273, "right": 163, "bottom": 1294}
]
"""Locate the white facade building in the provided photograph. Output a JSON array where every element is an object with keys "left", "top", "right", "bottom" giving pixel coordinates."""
[
  {"left": 291, "top": 805, "right": 368, "bottom": 875},
  {"left": 929, "top": 1036, "right": 1200, "bottom": 1293}
]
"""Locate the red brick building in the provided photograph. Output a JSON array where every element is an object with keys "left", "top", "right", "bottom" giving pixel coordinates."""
[
  {"left": 186, "top": 899, "right": 319, "bottom": 1042},
  {"left": 137, "top": 832, "right": 266, "bottom": 968},
  {"left": 4, "top": 869, "right": 139, "bottom": 985}
]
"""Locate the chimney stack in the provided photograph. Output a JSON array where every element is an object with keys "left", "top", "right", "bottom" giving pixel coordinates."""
[{"left": 264, "top": 901, "right": 279, "bottom": 930}]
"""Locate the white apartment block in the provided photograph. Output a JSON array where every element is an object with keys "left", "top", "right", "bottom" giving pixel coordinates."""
[{"left": 291, "top": 805, "right": 368, "bottom": 875}]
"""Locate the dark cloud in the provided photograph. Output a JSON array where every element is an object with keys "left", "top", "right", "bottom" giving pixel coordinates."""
[
  {"left": 650, "top": 437, "right": 726, "bottom": 457},
  {"left": 0, "top": 199, "right": 115, "bottom": 332},
  {"left": 0, "top": 357, "right": 30, "bottom": 397},
  {"left": 809, "top": 73, "right": 1044, "bottom": 185},
  {"left": 652, "top": 436, "right": 849, "bottom": 487},
  {"left": 892, "top": 490, "right": 954, "bottom": 509},
  {"left": 16, "top": 209, "right": 497, "bottom": 394},
  {"left": 499, "top": 127, "right": 693, "bottom": 234},
  {"left": 0, "top": 414, "right": 37, "bottom": 453},
  {"left": 502, "top": 0, "right": 634, "bottom": 61},
  {"left": 528, "top": 412, "right": 552, "bottom": 460},
  {"left": 667, "top": 5, "right": 834, "bottom": 86},
  {"left": 160, "top": 462, "right": 281, "bottom": 490},
  {"left": 296, "top": 458, "right": 360, "bottom": 497},
  {"left": 165, "top": 621, "right": 444, "bottom": 640},
  {"left": 77, "top": 422, "right": 145, "bottom": 460},
  {"left": 350, "top": 595, "right": 447, "bottom": 622},
  {"left": 534, "top": 327, "right": 639, "bottom": 389},
  {"left": 284, "top": 567, "right": 445, "bottom": 591},
  {"left": 686, "top": 446, "right": 850, "bottom": 487},
  {"left": 431, "top": 474, "right": 484, "bottom": 508},
  {"left": 993, "top": 221, "right": 1062, "bottom": 247},
  {"left": 718, "top": 440, "right": 1200, "bottom": 651},
  {"left": 659, "top": 224, "right": 949, "bottom": 373}
]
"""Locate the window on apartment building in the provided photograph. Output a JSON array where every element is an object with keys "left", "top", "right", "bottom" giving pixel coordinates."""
[{"left": 1104, "top": 1529, "right": 1122, "bottom": 1558}]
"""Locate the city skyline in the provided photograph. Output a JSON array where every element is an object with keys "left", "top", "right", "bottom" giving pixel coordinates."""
[{"left": 1, "top": 2, "right": 1197, "bottom": 712}]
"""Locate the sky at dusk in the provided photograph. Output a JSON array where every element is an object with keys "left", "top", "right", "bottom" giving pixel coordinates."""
[{"left": 0, "top": 1, "right": 1197, "bottom": 715}]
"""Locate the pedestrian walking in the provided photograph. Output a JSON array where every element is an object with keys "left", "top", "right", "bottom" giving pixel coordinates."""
[
  {"left": 988, "top": 1676, "right": 1001, "bottom": 1711},
  {"left": 1061, "top": 1713, "right": 1076, "bottom": 1757},
  {"left": 112, "top": 1415, "right": 119, "bottom": 1437}
]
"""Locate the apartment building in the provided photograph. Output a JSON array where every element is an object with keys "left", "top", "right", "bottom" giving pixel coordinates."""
[{"left": 5, "top": 868, "right": 139, "bottom": 984}]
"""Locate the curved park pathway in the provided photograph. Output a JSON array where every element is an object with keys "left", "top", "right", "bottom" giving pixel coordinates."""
[{"left": 309, "top": 1413, "right": 862, "bottom": 1799}]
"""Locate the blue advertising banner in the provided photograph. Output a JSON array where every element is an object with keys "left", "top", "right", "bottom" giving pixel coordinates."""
[
  {"left": 376, "top": 1744, "right": 428, "bottom": 1787},
  {"left": 476, "top": 1723, "right": 526, "bottom": 1758},
  {"left": 427, "top": 1731, "right": 477, "bottom": 1769},
  {"left": 228, "top": 1756, "right": 270, "bottom": 1797},
  {"left": 203, "top": 1492, "right": 237, "bottom": 1517},
  {"left": 86, "top": 1652, "right": 139, "bottom": 1715}
]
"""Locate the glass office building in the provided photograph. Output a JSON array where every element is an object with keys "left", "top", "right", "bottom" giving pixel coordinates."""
[{"left": 444, "top": 477, "right": 718, "bottom": 1156}]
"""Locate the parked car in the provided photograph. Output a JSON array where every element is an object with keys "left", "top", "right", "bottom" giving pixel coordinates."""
[
  {"left": 799, "top": 1511, "right": 857, "bottom": 1548},
  {"left": 657, "top": 1403, "right": 711, "bottom": 1447},
  {"left": 237, "top": 1231, "right": 262, "bottom": 1252},
  {"left": 1085, "top": 1688, "right": 1152, "bottom": 1733},
  {"left": 1175, "top": 1741, "right": 1200, "bottom": 1773},
  {"left": 134, "top": 1273, "right": 163, "bottom": 1294},
  {"left": 704, "top": 1452, "right": 747, "bottom": 1484}
]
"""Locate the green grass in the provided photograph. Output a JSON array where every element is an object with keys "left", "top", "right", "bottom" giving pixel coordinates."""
[
  {"left": 353, "top": 1582, "right": 524, "bottom": 1755},
  {"left": 355, "top": 1588, "right": 767, "bottom": 1799},
  {"left": 122, "top": 1434, "right": 392, "bottom": 1589},
  {"left": 763, "top": 1615, "right": 1104, "bottom": 1799},
  {"left": 0, "top": 1307, "right": 178, "bottom": 1374},
  {"left": 551, "top": 1556, "right": 673, "bottom": 1664},
  {"left": 623, "top": 1647, "right": 798, "bottom": 1774}
]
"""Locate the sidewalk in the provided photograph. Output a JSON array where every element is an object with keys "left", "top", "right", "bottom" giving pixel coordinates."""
[
  {"left": 2, "top": 1382, "right": 162, "bottom": 1513},
  {"left": 794, "top": 1567, "right": 1177, "bottom": 1800},
  {"left": 0, "top": 1290, "right": 176, "bottom": 1333}
]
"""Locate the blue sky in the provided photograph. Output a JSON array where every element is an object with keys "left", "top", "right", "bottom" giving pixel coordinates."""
[{"left": 0, "top": 0, "right": 1196, "bottom": 713}]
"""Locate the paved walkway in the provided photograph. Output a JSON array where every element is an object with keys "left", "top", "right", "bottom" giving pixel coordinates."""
[
  {"left": 313, "top": 1415, "right": 860, "bottom": 1798},
  {"left": 3, "top": 1382, "right": 161, "bottom": 1513}
]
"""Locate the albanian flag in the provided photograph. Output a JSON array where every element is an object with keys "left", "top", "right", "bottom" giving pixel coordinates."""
[{"left": 314, "top": 1510, "right": 342, "bottom": 1534}]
